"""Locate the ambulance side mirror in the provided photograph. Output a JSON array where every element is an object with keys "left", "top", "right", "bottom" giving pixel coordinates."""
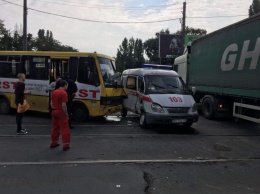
[{"left": 191, "top": 87, "right": 196, "bottom": 95}]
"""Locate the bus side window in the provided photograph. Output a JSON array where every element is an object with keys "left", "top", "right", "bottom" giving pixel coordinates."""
[
  {"left": 0, "top": 55, "right": 20, "bottom": 78},
  {"left": 21, "top": 56, "right": 49, "bottom": 80}
]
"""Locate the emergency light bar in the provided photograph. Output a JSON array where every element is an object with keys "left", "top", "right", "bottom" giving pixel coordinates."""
[{"left": 142, "top": 64, "right": 173, "bottom": 70}]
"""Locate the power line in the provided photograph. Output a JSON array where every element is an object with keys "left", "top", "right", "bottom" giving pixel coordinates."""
[
  {"left": 1, "top": 0, "right": 248, "bottom": 24},
  {"left": 29, "top": 7, "right": 181, "bottom": 23},
  {"left": 187, "top": 15, "right": 247, "bottom": 19},
  {"left": 30, "top": 0, "right": 182, "bottom": 11},
  {"left": 35, "top": 0, "right": 181, "bottom": 9},
  {"left": 0, "top": 0, "right": 18, "bottom": 5},
  {"left": 1, "top": 0, "right": 182, "bottom": 23}
]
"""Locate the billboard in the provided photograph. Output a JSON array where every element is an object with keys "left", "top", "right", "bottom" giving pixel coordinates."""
[
  {"left": 159, "top": 34, "right": 182, "bottom": 58},
  {"left": 184, "top": 35, "right": 201, "bottom": 47}
]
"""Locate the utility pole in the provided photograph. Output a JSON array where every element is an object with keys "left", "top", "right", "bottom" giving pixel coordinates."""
[
  {"left": 181, "top": 1, "right": 186, "bottom": 52},
  {"left": 23, "top": 0, "right": 27, "bottom": 51}
]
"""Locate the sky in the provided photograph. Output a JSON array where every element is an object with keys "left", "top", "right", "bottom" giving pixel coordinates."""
[{"left": 0, "top": 0, "right": 252, "bottom": 57}]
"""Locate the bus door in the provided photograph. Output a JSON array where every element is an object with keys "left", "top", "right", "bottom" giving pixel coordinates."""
[
  {"left": 69, "top": 57, "right": 78, "bottom": 82},
  {"left": 62, "top": 60, "right": 69, "bottom": 76},
  {"left": 21, "top": 55, "right": 51, "bottom": 112},
  {"left": 50, "top": 57, "right": 78, "bottom": 85}
]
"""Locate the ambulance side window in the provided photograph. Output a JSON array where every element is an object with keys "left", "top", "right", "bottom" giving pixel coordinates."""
[
  {"left": 138, "top": 76, "right": 145, "bottom": 94},
  {"left": 126, "top": 76, "right": 136, "bottom": 90}
]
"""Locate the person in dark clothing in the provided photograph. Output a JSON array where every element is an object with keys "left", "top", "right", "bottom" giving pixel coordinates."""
[
  {"left": 14, "top": 73, "right": 31, "bottom": 135},
  {"left": 55, "top": 72, "right": 78, "bottom": 129}
]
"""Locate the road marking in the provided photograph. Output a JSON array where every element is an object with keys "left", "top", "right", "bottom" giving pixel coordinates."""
[
  {"left": 0, "top": 158, "right": 259, "bottom": 166},
  {"left": 0, "top": 134, "right": 154, "bottom": 138},
  {"left": 0, "top": 134, "right": 259, "bottom": 138},
  {"left": 0, "top": 125, "right": 133, "bottom": 127},
  {"left": 0, "top": 158, "right": 260, "bottom": 166}
]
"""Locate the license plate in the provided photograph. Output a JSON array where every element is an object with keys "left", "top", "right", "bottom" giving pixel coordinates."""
[{"left": 172, "top": 119, "right": 187, "bottom": 123}]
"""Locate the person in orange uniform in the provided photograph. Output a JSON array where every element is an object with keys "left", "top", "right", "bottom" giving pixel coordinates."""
[{"left": 50, "top": 80, "right": 71, "bottom": 151}]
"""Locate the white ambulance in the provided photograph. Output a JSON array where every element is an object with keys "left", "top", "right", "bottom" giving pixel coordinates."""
[{"left": 121, "top": 68, "right": 199, "bottom": 128}]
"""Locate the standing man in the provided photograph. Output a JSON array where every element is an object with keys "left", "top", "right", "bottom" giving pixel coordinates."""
[
  {"left": 48, "top": 75, "right": 61, "bottom": 92},
  {"left": 55, "top": 72, "right": 78, "bottom": 129},
  {"left": 50, "top": 80, "right": 71, "bottom": 151},
  {"left": 15, "top": 73, "right": 31, "bottom": 135}
]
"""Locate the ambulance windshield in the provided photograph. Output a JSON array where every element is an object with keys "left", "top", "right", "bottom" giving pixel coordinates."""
[{"left": 145, "top": 75, "right": 187, "bottom": 94}]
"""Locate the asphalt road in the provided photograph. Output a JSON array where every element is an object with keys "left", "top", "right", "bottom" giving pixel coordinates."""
[{"left": 0, "top": 111, "right": 260, "bottom": 194}]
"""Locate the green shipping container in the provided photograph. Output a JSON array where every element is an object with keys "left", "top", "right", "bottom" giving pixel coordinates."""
[{"left": 189, "top": 14, "right": 260, "bottom": 99}]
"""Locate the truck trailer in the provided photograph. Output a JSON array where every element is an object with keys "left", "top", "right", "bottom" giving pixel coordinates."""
[{"left": 174, "top": 13, "right": 260, "bottom": 123}]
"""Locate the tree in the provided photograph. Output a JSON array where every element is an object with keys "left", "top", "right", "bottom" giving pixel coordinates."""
[
  {"left": 0, "top": 20, "right": 12, "bottom": 50},
  {"left": 35, "top": 29, "right": 77, "bottom": 51},
  {"left": 134, "top": 38, "right": 145, "bottom": 69},
  {"left": 12, "top": 30, "right": 23, "bottom": 51},
  {"left": 116, "top": 37, "right": 145, "bottom": 72},
  {"left": 249, "top": 0, "right": 260, "bottom": 17},
  {"left": 175, "top": 26, "right": 207, "bottom": 35},
  {"left": 27, "top": 33, "right": 36, "bottom": 51},
  {"left": 116, "top": 38, "right": 129, "bottom": 72}
]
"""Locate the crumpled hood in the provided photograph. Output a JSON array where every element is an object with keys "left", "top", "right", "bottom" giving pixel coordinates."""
[{"left": 149, "top": 94, "right": 195, "bottom": 107}]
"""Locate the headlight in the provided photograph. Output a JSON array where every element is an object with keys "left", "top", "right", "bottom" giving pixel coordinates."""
[
  {"left": 151, "top": 103, "right": 164, "bottom": 113},
  {"left": 191, "top": 103, "right": 198, "bottom": 112}
]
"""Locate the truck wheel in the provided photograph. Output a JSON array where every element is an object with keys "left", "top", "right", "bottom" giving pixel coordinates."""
[
  {"left": 139, "top": 112, "right": 148, "bottom": 129},
  {"left": 202, "top": 98, "right": 215, "bottom": 119},
  {"left": 121, "top": 108, "right": 127, "bottom": 117},
  {"left": 0, "top": 98, "right": 11, "bottom": 115},
  {"left": 72, "top": 104, "right": 89, "bottom": 122}
]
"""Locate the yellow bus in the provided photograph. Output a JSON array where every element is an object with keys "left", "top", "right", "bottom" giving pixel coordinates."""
[{"left": 0, "top": 51, "right": 126, "bottom": 121}]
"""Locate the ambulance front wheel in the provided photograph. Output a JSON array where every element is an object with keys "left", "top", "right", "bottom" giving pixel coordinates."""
[
  {"left": 139, "top": 112, "right": 148, "bottom": 129},
  {"left": 121, "top": 108, "right": 127, "bottom": 117}
]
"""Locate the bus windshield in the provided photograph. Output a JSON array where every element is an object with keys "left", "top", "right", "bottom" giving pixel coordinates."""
[
  {"left": 98, "top": 57, "right": 121, "bottom": 87},
  {"left": 98, "top": 57, "right": 116, "bottom": 81}
]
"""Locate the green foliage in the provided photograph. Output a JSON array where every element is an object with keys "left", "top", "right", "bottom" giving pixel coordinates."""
[
  {"left": 175, "top": 26, "right": 207, "bottom": 35},
  {"left": 0, "top": 20, "right": 78, "bottom": 51},
  {"left": 116, "top": 37, "right": 145, "bottom": 73},
  {"left": 35, "top": 29, "right": 78, "bottom": 51},
  {"left": 249, "top": 0, "right": 260, "bottom": 17},
  {"left": 0, "top": 20, "right": 12, "bottom": 50},
  {"left": 12, "top": 30, "right": 23, "bottom": 51}
]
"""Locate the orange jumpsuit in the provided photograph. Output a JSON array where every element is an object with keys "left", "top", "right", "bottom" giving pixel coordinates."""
[{"left": 50, "top": 88, "right": 70, "bottom": 149}]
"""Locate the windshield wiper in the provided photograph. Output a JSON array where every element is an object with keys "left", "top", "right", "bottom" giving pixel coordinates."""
[
  {"left": 167, "top": 84, "right": 187, "bottom": 93},
  {"left": 151, "top": 84, "right": 175, "bottom": 93}
]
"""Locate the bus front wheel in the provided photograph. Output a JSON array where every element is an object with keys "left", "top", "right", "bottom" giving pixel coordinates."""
[
  {"left": 0, "top": 98, "right": 11, "bottom": 115},
  {"left": 72, "top": 104, "right": 89, "bottom": 122}
]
